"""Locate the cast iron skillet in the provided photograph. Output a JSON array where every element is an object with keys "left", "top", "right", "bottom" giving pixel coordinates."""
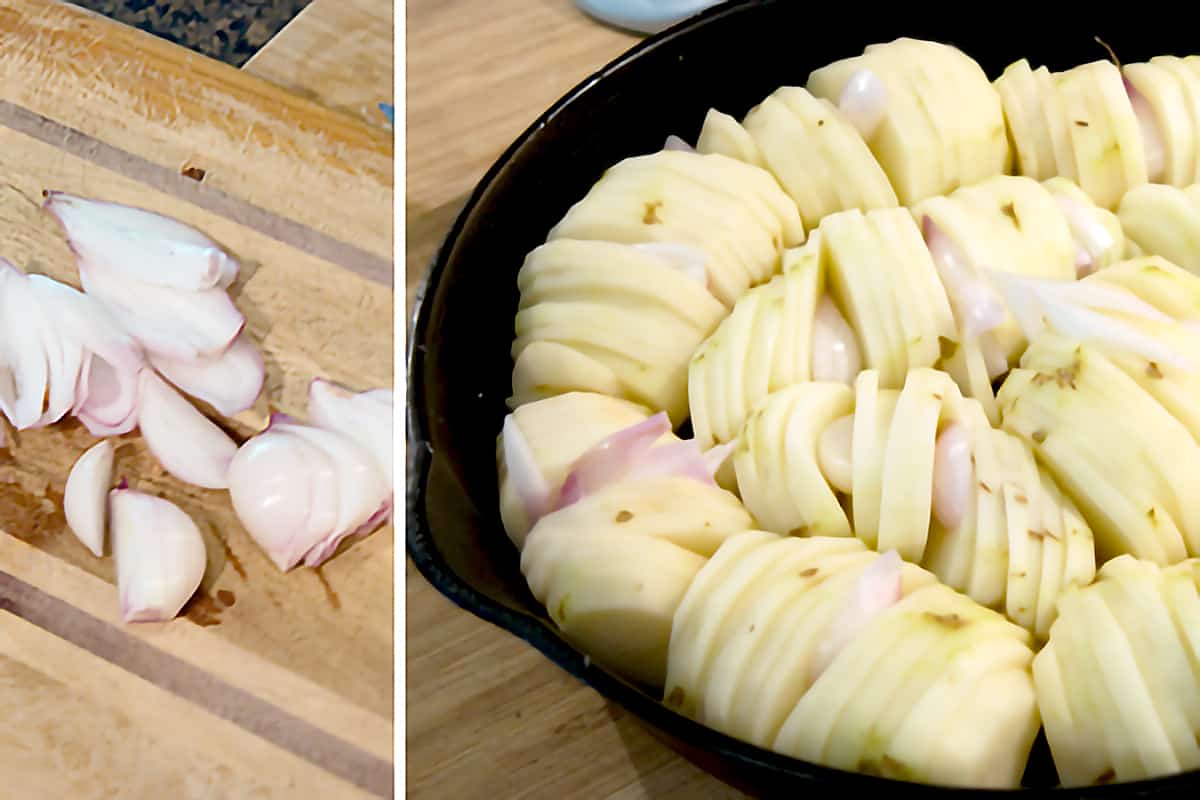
[{"left": 407, "top": 2, "right": 1198, "bottom": 795}]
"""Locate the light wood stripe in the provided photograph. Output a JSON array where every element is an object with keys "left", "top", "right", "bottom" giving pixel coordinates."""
[
  {"left": 0, "top": 570, "right": 393, "bottom": 797},
  {"left": 0, "top": 99, "right": 393, "bottom": 287}
]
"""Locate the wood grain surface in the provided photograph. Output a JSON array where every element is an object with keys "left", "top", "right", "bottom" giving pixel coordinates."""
[
  {"left": 406, "top": 1, "right": 745, "bottom": 797},
  {"left": 0, "top": 0, "right": 394, "bottom": 797},
  {"left": 244, "top": 0, "right": 394, "bottom": 127}
]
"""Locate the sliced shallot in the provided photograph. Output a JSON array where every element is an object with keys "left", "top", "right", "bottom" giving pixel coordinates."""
[
  {"left": 811, "top": 295, "right": 862, "bottom": 384},
  {"left": 151, "top": 332, "right": 265, "bottom": 417},
  {"left": 137, "top": 370, "right": 238, "bottom": 489},
  {"left": 77, "top": 261, "right": 245, "bottom": 361},
  {"left": 837, "top": 69, "right": 888, "bottom": 140},
  {"left": 73, "top": 354, "right": 141, "bottom": 436},
  {"left": 44, "top": 191, "right": 240, "bottom": 291},
  {"left": 307, "top": 378, "right": 393, "bottom": 483},
  {"left": 990, "top": 270, "right": 1191, "bottom": 370},
  {"left": 0, "top": 265, "right": 50, "bottom": 429},
  {"left": 931, "top": 423, "right": 973, "bottom": 531},
  {"left": 1124, "top": 78, "right": 1166, "bottom": 183},
  {"left": 228, "top": 417, "right": 390, "bottom": 571},
  {"left": 501, "top": 413, "right": 553, "bottom": 529},
  {"left": 112, "top": 486, "right": 207, "bottom": 623},
  {"left": 271, "top": 421, "right": 391, "bottom": 567},
  {"left": 922, "top": 216, "right": 1008, "bottom": 338},
  {"left": 554, "top": 412, "right": 728, "bottom": 511},
  {"left": 228, "top": 425, "right": 337, "bottom": 571},
  {"left": 663, "top": 135, "right": 695, "bottom": 153},
  {"left": 816, "top": 414, "right": 854, "bottom": 494},
  {"left": 1055, "top": 195, "right": 1117, "bottom": 275},
  {"left": 811, "top": 550, "right": 903, "bottom": 678},
  {"left": 64, "top": 439, "right": 114, "bottom": 557}
]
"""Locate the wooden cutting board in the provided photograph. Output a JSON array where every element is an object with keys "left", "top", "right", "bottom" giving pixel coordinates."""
[{"left": 0, "top": 1, "right": 394, "bottom": 797}]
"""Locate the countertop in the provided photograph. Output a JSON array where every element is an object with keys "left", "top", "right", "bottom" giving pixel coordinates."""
[{"left": 405, "top": 1, "right": 745, "bottom": 797}]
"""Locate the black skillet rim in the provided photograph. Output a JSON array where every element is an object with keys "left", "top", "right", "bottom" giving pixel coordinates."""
[{"left": 405, "top": 1, "right": 1199, "bottom": 795}]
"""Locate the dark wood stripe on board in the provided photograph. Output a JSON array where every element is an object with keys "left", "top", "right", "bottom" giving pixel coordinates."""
[
  {"left": 0, "top": 100, "right": 394, "bottom": 288},
  {"left": 0, "top": 571, "right": 395, "bottom": 799}
]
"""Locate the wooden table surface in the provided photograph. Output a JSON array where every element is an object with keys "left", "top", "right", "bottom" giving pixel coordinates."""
[
  {"left": 0, "top": 1, "right": 393, "bottom": 797},
  {"left": 405, "top": 2, "right": 746, "bottom": 797}
]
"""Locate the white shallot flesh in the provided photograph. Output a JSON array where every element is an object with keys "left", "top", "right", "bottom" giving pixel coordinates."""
[
  {"left": 151, "top": 332, "right": 265, "bottom": 417},
  {"left": 307, "top": 379, "right": 393, "bottom": 484},
  {"left": 811, "top": 550, "right": 903, "bottom": 679},
  {"left": 837, "top": 69, "right": 888, "bottom": 140},
  {"left": 989, "top": 270, "right": 1191, "bottom": 370},
  {"left": 501, "top": 414, "right": 554, "bottom": 530},
  {"left": 44, "top": 191, "right": 239, "bottom": 291},
  {"left": 76, "top": 260, "right": 244, "bottom": 361},
  {"left": 228, "top": 417, "right": 391, "bottom": 571},
  {"left": 631, "top": 242, "right": 709, "bottom": 287},
  {"left": 1055, "top": 195, "right": 1117, "bottom": 277},
  {"left": 922, "top": 216, "right": 1008, "bottom": 338},
  {"left": 816, "top": 414, "right": 854, "bottom": 494},
  {"left": 137, "top": 370, "right": 238, "bottom": 489},
  {"left": 64, "top": 439, "right": 114, "bottom": 558},
  {"left": 932, "top": 423, "right": 973, "bottom": 531},
  {"left": 663, "top": 135, "right": 695, "bottom": 153},
  {"left": 73, "top": 353, "right": 141, "bottom": 437},
  {"left": 811, "top": 295, "right": 863, "bottom": 385},
  {"left": 1124, "top": 78, "right": 1166, "bottom": 184},
  {"left": 112, "top": 486, "right": 207, "bottom": 623}
]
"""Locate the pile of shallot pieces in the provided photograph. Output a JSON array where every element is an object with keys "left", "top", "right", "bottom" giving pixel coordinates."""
[{"left": 7, "top": 192, "right": 394, "bottom": 623}]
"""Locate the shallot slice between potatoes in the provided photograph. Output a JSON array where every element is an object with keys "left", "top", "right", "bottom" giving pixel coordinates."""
[
  {"left": 837, "top": 69, "right": 887, "bottom": 140},
  {"left": 811, "top": 550, "right": 903, "bottom": 679}
]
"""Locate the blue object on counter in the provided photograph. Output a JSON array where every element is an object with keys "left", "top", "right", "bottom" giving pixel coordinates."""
[
  {"left": 575, "top": 0, "right": 725, "bottom": 35},
  {"left": 379, "top": 103, "right": 395, "bottom": 125}
]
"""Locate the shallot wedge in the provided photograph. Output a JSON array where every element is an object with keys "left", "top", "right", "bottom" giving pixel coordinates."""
[
  {"left": 73, "top": 354, "right": 141, "bottom": 436},
  {"left": 271, "top": 421, "right": 391, "bottom": 568},
  {"left": 77, "top": 261, "right": 244, "bottom": 361},
  {"left": 1125, "top": 78, "right": 1166, "bottom": 183},
  {"left": 501, "top": 413, "right": 553, "bottom": 527},
  {"left": 307, "top": 379, "right": 393, "bottom": 483},
  {"left": 228, "top": 417, "right": 390, "bottom": 571},
  {"left": 663, "top": 135, "right": 695, "bottom": 153},
  {"left": 922, "top": 216, "right": 1008, "bottom": 338},
  {"left": 111, "top": 486, "right": 207, "bottom": 623},
  {"left": 137, "top": 370, "right": 238, "bottom": 489},
  {"left": 811, "top": 295, "right": 863, "bottom": 384},
  {"left": 0, "top": 265, "right": 50, "bottom": 429},
  {"left": 816, "top": 414, "right": 854, "bottom": 494},
  {"left": 554, "top": 412, "right": 730, "bottom": 511},
  {"left": 838, "top": 69, "right": 888, "bottom": 140},
  {"left": 44, "top": 191, "right": 239, "bottom": 291},
  {"left": 932, "top": 423, "right": 973, "bottom": 531},
  {"left": 1055, "top": 195, "right": 1117, "bottom": 276},
  {"left": 811, "top": 550, "right": 904, "bottom": 678},
  {"left": 64, "top": 440, "right": 114, "bottom": 557},
  {"left": 990, "top": 271, "right": 1192, "bottom": 371},
  {"left": 228, "top": 425, "right": 337, "bottom": 571},
  {"left": 26, "top": 274, "right": 144, "bottom": 374},
  {"left": 151, "top": 332, "right": 265, "bottom": 417}
]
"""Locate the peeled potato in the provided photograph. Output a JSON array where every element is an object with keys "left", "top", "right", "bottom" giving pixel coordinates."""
[
  {"left": 1036, "top": 556, "right": 1200, "bottom": 786},
  {"left": 521, "top": 476, "right": 752, "bottom": 687}
]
